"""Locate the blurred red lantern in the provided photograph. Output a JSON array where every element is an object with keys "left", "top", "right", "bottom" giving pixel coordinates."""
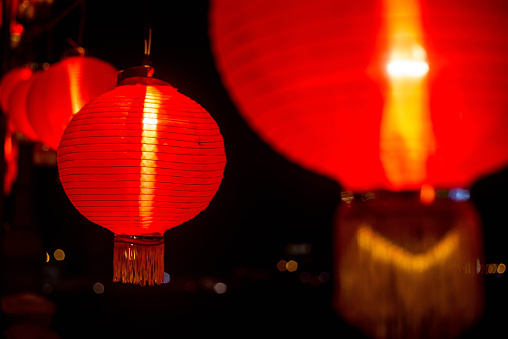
[
  {"left": 210, "top": 0, "right": 508, "bottom": 191},
  {"left": 57, "top": 66, "right": 226, "bottom": 286},
  {"left": 27, "top": 55, "right": 117, "bottom": 150},
  {"left": 8, "top": 75, "right": 39, "bottom": 141},
  {"left": 211, "top": 0, "right": 501, "bottom": 337},
  {"left": 0, "top": 65, "right": 32, "bottom": 113}
]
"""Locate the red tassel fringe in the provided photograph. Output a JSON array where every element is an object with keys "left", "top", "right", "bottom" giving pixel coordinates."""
[{"left": 113, "top": 235, "right": 165, "bottom": 286}]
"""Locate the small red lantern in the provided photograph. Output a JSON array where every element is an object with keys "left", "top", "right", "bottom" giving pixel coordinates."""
[
  {"left": 0, "top": 65, "right": 32, "bottom": 113},
  {"left": 27, "top": 55, "right": 118, "bottom": 150},
  {"left": 57, "top": 66, "right": 226, "bottom": 286},
  {"left": 8, "top": 75, "right": 39, "bottom": 141}
]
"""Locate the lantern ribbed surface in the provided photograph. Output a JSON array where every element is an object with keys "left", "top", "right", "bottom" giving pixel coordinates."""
[
  {"left": 27, "top": 56, "right": 118, "bottom": 150},
  {"left": 210, "top": 0, "right": 508, "bottom": 191},
  {"left": 57, "top": 79, "right": 226, "bottom": 237}
]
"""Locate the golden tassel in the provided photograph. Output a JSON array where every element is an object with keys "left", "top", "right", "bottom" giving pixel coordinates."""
[{"left": 113, "top": 235, "right": 165, "bottom": 286}]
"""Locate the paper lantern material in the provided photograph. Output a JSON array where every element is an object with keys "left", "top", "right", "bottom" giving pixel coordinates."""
[
  {"left": 8, "top": 76, "right": 39, "bottom": 141},
  {"left": 210, "top": 0, "right": 508, "bottom": 191},
  {"left": 57, "top": 70, "right": 226, "bottom": 285},
  {"left": 0, "top": 66, "right": 32, "bottom": 113},
  {"left": 334, "top": 192, "right": 484, "bottom": 339},
  {"left": 27, "top": 56, "right": 117, "bottom": 150}
]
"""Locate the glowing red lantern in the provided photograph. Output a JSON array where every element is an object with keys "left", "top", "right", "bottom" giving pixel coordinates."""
[
  {"left": 0, "top": 65, "right": 32, "bottom": 113},
  {"left": 27, "top": 56, "right": 118, "bottom": 150},
  {"left": 8, "top": 75, "right": 39, "bottom": 141},
  {"left": 57, "top": 66, "right": 226, "bottom": 286},
  {"left": 210, "top": 0, "right": 508, "bottom": 191},
  {"left": 211, "top": 1, "right": 500, "bottom": 337}
]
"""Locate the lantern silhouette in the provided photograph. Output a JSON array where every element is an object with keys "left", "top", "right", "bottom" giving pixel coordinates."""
[
  {"left": 26, "top": 56, "right": 118, "bottom": 150},
  {"left": 209, "top": 0, "right": 505, "bottom": 337},
  {"left": 0, "top": 65, "right": 32, "bottom": 114},
  {"left": 8, "top": 75, "right": 39, "bottom": 141},
  {"left": 57, "top": 66, "right": 226, "bottom": 286}
]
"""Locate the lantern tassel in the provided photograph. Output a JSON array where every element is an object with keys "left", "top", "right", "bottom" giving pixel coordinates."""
[{"left": 113, "top": 235, "right": 164, "bottom": 286}]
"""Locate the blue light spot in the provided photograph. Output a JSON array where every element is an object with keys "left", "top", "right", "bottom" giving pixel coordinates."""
[{"left": 449, "top": 188, "right": 470, "bottom": 201}]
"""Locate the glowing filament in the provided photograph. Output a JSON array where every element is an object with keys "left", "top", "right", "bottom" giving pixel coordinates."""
[
  {"left": 67, "top": 61, "right": 86, "bottom": 114},
  {"left": 387, "top": 59, "right": 429, "bottom": 77},
  {"left": 379, "top": 0, "right": 435, "bottom": 189},
  {"left": 139, "top": 86, "right": 160, "bottom": 228}
]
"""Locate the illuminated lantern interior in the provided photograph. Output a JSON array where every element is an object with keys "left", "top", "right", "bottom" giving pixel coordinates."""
[
  {"left": 210, "top": 0, "right": 508, "bottom": 191},
  {"left": 57, "top": 66, "right": 226, "bottom": 286},
  {"left": 27, "top": 55, "right": 118, "bottom": 150}
]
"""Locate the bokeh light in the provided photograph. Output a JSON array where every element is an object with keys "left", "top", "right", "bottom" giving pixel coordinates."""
[
  {"left": 213, "top": 282, "right": 227, "bottom": 294},
  {"left": 53, "top": 249, "right": 65, "bottom": 261},
  {"left": 93, "top": 282, "right": 105, "bottom": 294}
]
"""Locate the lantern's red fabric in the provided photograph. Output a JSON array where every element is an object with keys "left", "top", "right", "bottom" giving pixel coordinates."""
[
  {"left": 0, "top": 66, "right": 33, "bottom": 113},
  {"left": 210, "top": 0, "right": 508, "bottom": 191},
  {"left": 57, "top": 80, "right": 226, "bottom": 236},
  {"left": 27, "top": 56, "right": 117, "bottom": 150},
  {"left": 8, "top": 76, "right": 39, "bottom": 141}
]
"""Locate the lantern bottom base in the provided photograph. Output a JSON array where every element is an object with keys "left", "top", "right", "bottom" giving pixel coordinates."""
[{"left": 113, "top": 235, "right": 165, "bottom": 286}]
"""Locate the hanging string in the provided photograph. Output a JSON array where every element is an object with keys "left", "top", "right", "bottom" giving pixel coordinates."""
[
  {"left": 142, "top": 0, "right": 153, "bottom": 66},
  {"left": 143, "top": 28, "right": 152, "bottom": 66}
]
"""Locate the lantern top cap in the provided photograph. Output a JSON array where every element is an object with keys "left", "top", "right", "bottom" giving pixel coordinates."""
[{"left": 116, "top": 65, "right": 169, "bottom": 87}]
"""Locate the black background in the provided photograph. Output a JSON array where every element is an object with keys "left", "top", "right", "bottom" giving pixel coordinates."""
[{"left": 1, "top": 0, "right": 507, "bottom": 338}]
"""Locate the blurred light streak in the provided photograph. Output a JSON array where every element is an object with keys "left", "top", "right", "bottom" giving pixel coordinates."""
[
  {"left": 380, "top": 0, "right": 435, "bottom": 189},
  {"left": 356, "top": 224, "right": 459, "bottom": 271}
]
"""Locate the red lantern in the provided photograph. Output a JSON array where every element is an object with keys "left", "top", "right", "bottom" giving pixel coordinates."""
[
  {"left": 210, "top": 0, "right": 508, "bottom": 191},
  {"left": 27, "top": 56, "right": 118, "bottom": 150},
  {"left": 0, "top": 65, "right": 32, "bottom": 113},
  {"left": 8, "top": 75, "right": 39, "bottom": 141},
  {"left": 57, "top": 66, "right": 226, "bottom": 286},
  {"left": 211, "top": 1, "right": 498, "bottom": 337}
]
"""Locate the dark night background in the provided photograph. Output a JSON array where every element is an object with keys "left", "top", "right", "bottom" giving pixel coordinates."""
[{"left": 1, "top": 0, "right": 507, "bottom": 338}]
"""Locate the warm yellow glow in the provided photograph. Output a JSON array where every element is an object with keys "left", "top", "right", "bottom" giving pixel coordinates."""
[
  {"left": 139, "top": 86, "right": 160, "bottom": 228},
  {"left": 356, "top": 224, "right": 460, "bottom": 272},
  {"left": 46, "top": 252, "right": 50, "bottom": 263},
  {"left": 67, "top": 61, "right": 86, "bottom": 114},
  {"left": 286, "top": 260, "right": 298, "bottom": 272},
  {"left": 124, "top": 246, "right": 136, "bottom": 260},
  {"left": 420, "top": 184, "right": 435, "bottom": 205},
  {"left": 498, "top": 263, "right": 506, "bottom": 274},
  {"left": 277, "top": 259, "right": 288, "bottom": 271},
  {"left": 379, "top": 0, "right": 435, "bottom": 189},
  {"left": 53, "top": 249, "right": 65, "bottom": 261},
  {"left": 387, "top": 60, "right": 429, "bottom": 77},
  {"left": 142, "top": 117, "right": 158, "bottom": 125}
]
